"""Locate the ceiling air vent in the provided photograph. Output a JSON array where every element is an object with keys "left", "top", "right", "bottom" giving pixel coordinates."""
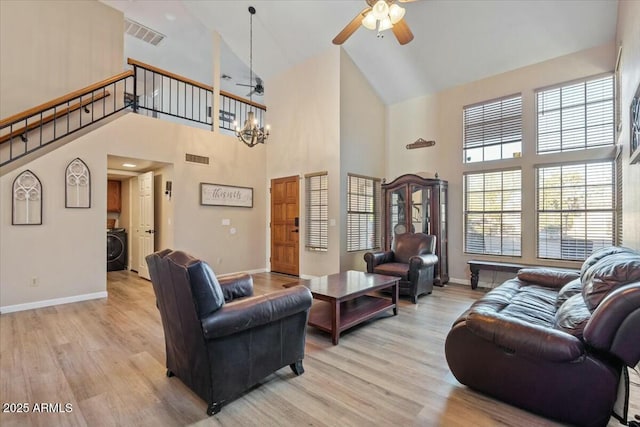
[
  {"left": 185, "top": 153, "right": 210, "bottom": 165},
  {"left": 124, "top": 18, "right": 165, "bottom": 46}
]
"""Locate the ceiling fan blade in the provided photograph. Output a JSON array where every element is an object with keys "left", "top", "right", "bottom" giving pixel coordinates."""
[
  {"left": 332, "top": 7, "right": 371, "bottom": 45},
  {"left": 236, "top": 83, "right": 255, "bottom": 88},
  {"left": 397, "top": 0, "right": 420, "bottom": 3},
  {"left": 392, "top": 18, "right": 414, "bottom": 45}
]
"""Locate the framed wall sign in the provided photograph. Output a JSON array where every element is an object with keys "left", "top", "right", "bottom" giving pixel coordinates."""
[{"left": 200, "top": 183, "right": 253, "bottom": 208}]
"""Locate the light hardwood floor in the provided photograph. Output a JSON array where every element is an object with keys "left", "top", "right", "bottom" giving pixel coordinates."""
[{"left": 1, "top": 271, "right": 638, "bottom": 427}]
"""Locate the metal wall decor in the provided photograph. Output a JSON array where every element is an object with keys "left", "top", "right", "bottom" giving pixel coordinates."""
[
  {"left": 630, "top": 81, "right": 640, "bottom": 164},
  {"left": 65, "top": 157, "right": 91, "bottom": 208},
  {"left": 12, "top": 169, "right": 42, "bottom": 225}
]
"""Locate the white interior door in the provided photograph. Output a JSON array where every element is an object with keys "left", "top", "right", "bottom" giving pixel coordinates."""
[{"left": 137, "top": 171, "right": 154, "bottom": 280}]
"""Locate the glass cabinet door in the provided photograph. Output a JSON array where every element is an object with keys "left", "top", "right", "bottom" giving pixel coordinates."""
[{"left": 389, "top": 188, "right": 407, "bottom": 242}]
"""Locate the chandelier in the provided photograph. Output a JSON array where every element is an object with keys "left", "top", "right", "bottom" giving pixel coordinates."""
[
  {"left": 362, "top": 0, "right": 406, "bottom": 33},
  {"left": 235, "top": 6, "right": 270, "bottom": 147}
]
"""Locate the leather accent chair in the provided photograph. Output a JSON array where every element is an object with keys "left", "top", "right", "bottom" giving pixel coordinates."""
[
  {"left": 364, "top": 233, "right": 438, "bottom": 303},
  {"left": 146, "top": 249, "right": 313, "bottom": 416},
  {"left": 445, "top": 247, "right": 640, "bottom": 427}
]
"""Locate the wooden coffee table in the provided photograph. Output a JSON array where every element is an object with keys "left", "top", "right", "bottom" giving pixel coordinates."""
[{"left": 293, "top": 270, "right": 399, "bottom": 345}]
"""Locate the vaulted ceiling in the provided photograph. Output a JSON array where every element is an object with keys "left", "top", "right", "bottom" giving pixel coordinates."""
[{"left": 101, "top": 0, "right": 618, "bottom": 105}]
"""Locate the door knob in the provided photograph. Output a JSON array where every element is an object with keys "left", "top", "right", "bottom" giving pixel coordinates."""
[
  {"left": 145, "top": 229, "right": 155, "bottom": 234},
  {"left": 292, "top": 229, "right": 299, "bottom": 233}
]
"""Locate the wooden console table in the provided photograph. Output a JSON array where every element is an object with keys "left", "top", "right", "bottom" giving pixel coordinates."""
[
  {"left": 468, "top": 260, "right": 529, "bottom": 289},
  {"left": 468, "top": 260, "right": 578, "bottom": 289}
]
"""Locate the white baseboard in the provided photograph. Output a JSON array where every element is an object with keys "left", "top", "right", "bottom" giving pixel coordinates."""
[
  {"left": 243, "top": 268, "right": 268, "bottom": 275},
  {"left": 0, "top": 291, "right": 108, "bottom": 314},
  {"left": 448, "top": 277, "right": 470, "bottom": 286}
]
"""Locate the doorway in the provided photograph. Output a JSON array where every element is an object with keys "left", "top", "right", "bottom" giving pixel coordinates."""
[
  {"left": 106, "top": 155, "right": 172, "bottom": 280},
  {"left": 270, "top": 175, "right": 300, "bottom": 276}
]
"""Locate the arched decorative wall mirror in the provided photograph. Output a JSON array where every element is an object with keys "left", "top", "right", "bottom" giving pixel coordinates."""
[
  {"left": 12, "top": 169, "right": 42, "bottom": 225},
  {"left": 65, "top": 157, "right": 91, "bottom": 208}
]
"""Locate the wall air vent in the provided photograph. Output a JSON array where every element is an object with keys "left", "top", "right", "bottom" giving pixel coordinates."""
[
  {"left": 185, "top": 153, "right": 210, "bottom": 165},
  {"left": 124, "top": 18, "right": 165, "bottom": 46}
]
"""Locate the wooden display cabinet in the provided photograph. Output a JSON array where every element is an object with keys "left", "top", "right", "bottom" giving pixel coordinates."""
[{"left": 382, "top": 174, "right": 449, "bottom": 285}]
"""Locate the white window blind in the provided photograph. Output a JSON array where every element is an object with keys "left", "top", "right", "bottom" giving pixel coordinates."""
[
  {"left": 537, "top": 75, "right": 614, "bottom": 153},
  {"left": 537, "top": 161, "right": 615, "bottom": 261},
  {"left": 347, "top": 174, "right": 381, "bottom": 252},
  {"left": 305, "top": 173, "right": 328, "bottom": 251},
  {"left": 463, "top": 95, "right": 522, "bottom": 163},
  {"left": 464, "top": 169, "right": 521, "bottom": 256}
]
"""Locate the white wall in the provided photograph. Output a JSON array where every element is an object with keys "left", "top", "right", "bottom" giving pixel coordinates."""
[
  {"left": 386, "top": 44, "right": 617, "bottom": 286},
  {"left": 0, "top": 0, "right": 123, "bottom": 117},
  {"left": 338, "top": 49, "right": 386, "bottom": 271},
  {"left": 265, "top": 47, "right": 342, "bottom": 277},
  {"left": 0, "top": 113, "right": 267, "bottom": 310},
  {"left": 387, "top": 93, "right": 441, "bottom": 179},
  {"left": 617, "top": 0, "right": 640, "bottom": 250}
]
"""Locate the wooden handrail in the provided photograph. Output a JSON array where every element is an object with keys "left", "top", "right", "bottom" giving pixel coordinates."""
[
  {"left": 0, "top": 91, "right": 110, "bottom": 144},
  {"left": 220, "top": 90, "right": 267, "bottom": 111},
  {"left": 127, "top": 58, "right": 214, "bottom": 92},
  {"left": 127, "top": 57, "right": 267, "bottom": 111},
  {"left": 0, "top": 71, "right": 133, "bottom": 128}
]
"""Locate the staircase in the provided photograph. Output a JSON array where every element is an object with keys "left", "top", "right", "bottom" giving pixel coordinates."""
[{"left": 0, "top": 58, "right": 266, "bottom": 173}]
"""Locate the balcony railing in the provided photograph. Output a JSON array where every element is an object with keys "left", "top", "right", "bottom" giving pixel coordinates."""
[
  {"left": 127, "top": 58, "right": 267, "bottom": 133},
  {"left": 1, "top": 59, "right": 267, "bottom": 167}
]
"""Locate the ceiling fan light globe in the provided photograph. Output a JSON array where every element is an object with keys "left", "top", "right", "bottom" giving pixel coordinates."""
[
  {"left": 371, "top": 0, "right": 389, "bottom": 20},
  {"left": 389, "top": 4, "right": 405, "bottom": 24},
  {"left": 378, "top": 16, "right": 393, "bottom": 32},
  {"left": 362, "top": 11, "right": 377, "bottom": 30}
]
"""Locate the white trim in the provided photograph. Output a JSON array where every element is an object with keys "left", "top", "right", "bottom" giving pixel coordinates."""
[
  {"left": 0, "top": 291, "right": 108, "bottom": 314},
  {"left": 243, "top": 268, "right": 268, "bottom": 275}
]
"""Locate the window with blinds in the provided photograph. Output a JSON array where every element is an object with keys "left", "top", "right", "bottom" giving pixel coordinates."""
[
  {"left": 463, "top": 95, "right": 522, "bottom": 163},
  {"left": 464, "top": 169, "right": 522, "bottom": 256},
  {"left": 537, "top": 161, "right": 615, "bottom": 261},
  {"left": 305, "top": 173, "right": 328, "bottom": 251},
  {"left": 347, "top": 174, "right": 381, "bottom": 252},
  {"left": 537, "top": 74, "right": 614, "bottom": 153}
]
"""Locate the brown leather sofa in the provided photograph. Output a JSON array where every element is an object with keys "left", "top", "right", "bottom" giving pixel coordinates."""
[
  {"left": 445, "top": 247, "right": 640, "bottom": 427},
  {"left": 364, "top": 232, "right": 438, "bottom": 303},
  {"left": 146, "top": 249, "right": 313, "bottom": 416}
]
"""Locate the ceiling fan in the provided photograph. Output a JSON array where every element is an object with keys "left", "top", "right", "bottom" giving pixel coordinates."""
[
  {"left": 333, "top": 0, "right": 418, "bottom": 46},
  {"left": 237, "top": 77, "right": 264, "bottom": 97}
]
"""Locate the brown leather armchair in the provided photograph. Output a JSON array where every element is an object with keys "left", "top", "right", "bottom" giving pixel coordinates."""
[
  {"left": 364, "top": 233, "right": 438, "bottom": 303},
  {"left": 146, "top": 249, "right": 313, "bottom": 416}
]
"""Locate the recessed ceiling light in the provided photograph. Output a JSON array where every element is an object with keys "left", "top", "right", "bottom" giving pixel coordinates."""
[
  {"left": 165, "top": 13, "right": 176, "bottom": 21},
  {"left": 122, "top": 163, "right": 137, "bottom": 168}
]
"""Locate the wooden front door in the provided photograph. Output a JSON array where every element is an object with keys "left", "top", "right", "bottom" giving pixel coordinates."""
[{"left": 270, "top": 176, "right": 299, "bottom": 276}]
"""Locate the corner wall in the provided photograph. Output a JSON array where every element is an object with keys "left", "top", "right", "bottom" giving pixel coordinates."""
[
  {"left": 339, "top": 49, "right": 386, "bottom": 271},
  {"left": 265, "top": 47, "right": 342, "bottom": 277}
]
